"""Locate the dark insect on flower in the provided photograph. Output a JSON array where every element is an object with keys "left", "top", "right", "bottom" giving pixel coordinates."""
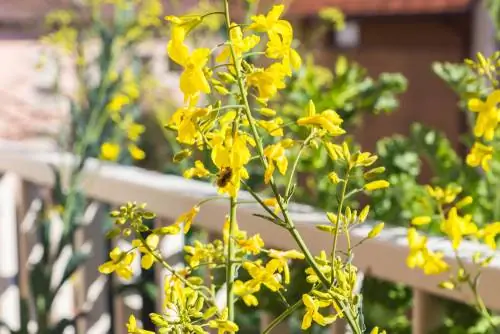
[{"left": 216, "top": 167, "right": 233, "bottom": 188}]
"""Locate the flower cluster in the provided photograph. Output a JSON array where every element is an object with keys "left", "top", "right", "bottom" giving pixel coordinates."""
[
  {"left": 99, "top": 2, "right": 390, "bottom": 333},
  {"left": 408, "top": 185, "right": 499, "bottom": 289},
  {"left": 464, "top": 53, "right": 500, "bottom": 172}
]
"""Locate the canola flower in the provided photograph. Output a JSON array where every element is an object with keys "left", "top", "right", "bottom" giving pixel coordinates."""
[{"left": 98, "top": 2, "right": 392, "bottom": 333}]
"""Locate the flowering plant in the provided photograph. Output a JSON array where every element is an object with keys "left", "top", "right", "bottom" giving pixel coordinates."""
[{"left": 100, "top": 1, "right": 390, "bottom": 333}]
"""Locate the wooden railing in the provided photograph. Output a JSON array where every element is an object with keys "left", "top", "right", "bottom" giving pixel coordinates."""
[{"left": 1, "top": 143, "right": 500, "bottom": 334}]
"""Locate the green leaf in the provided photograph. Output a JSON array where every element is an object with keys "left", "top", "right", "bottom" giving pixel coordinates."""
[{"left": 30, "top": 262, "right": 51, "bottom": 325}]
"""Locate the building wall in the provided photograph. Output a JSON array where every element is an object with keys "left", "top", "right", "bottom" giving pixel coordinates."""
[{"left": 303, "top": 14, "right": 470, "bottom": 153}]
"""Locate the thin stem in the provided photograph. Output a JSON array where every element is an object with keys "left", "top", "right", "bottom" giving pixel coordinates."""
[
  {"left": 210, "top": 105, "right": 245, "bottom": 112},
  {"left": 241, "top": 181, "right": 283, "bottom": 223},
  {"left": 285, "top": 134, "right": 313, "bottom": 200},
  {"left": 331, "top": 168, "right": 350, "bottom": 282},
  {"left": 262, "top": 299, "right": 303, "bottom": 334},
  {"left": 241, "top": 51, "right": 265, "bottom": 59},
  {"left": 226, "top": 197, "right": 237, "bottom": 321},
  {"left": 201, "top": 11, "right": 225, "bottom": 18},
  {"left": 455, "top": 252, "right": 498, "bottom": 332}
]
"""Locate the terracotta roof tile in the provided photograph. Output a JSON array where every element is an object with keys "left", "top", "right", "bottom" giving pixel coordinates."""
[{"left": 286, "top": 0, "right": 474, "bottom": 16}]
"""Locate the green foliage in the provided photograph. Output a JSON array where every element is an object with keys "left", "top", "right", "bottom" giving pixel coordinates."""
[{"left": 281, "top": 56, "right": 407, "bottom": 128}]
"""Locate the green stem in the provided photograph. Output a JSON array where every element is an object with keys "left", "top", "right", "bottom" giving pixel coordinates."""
[
  {"left": 222, "top": 1, "right": 361, "bottom": 332},
  {"left": 241, "top": 181, "right": 283, "bottom": 223},
  {"left": 284, "top": 134, "right": 313, "bottom": 200},
  {"left": 331, "top": 169, "right": 350, "bottom": 283},
  {"left": 455, "top": 253, "right": 498, "bottom": 332},
  {"left": 226, "top": 197, "right": 237, "bottom": 321},
  {"left": 262, "top": 299, "right": 303, "bottom": 334}
]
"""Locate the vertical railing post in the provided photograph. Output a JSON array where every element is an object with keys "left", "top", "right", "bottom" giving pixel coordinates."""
[
  {"left": 76, "top": 201, "right": 111, "bottom": 333},
  {"left": 15, "top": 179, "right": 31, "bottom": 310},
  {"left": 412, "top": 289, "right": 443, "bottom": 334},
  {"left": 0, "top": 173, "right": 21, "bottom": 333}
]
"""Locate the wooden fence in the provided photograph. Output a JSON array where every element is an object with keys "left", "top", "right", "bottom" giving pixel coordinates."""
[{"left": 1, "top": 142, "right": 500, "bottom": 334}]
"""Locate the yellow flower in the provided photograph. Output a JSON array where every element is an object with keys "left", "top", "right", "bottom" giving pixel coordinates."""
[
  {"left": 107, "top": 93, "right": 130, "bottom": 113},
  {"left": 175, "top": 206, "right": 200, "bottom": 233},
  {"left": 407, "top": 228, "right": 449, "bottom": 275},
  {"left": 210, "top": 132, "right": 255, "bottom": 197},
  {"left": 258, "top": 117, "right": 284, "bottom": 137},
  {"left": 211, "top": 132, "right": 254, "bottom": 170},
  {"left": 184, "top": 240, "right": 214, "bottom": 267},
  {"left": 98, "top": 247, "right": 135, "bottom": 280},
  {"left": 426, "top": 184, "right": 462, "bottom": 204},
  {"left": 183, "top": 160, "right": 210, "bottom": 179},
  {"left": 128, "top": 143, "right": 146, "bottom": 160},
  {"left": 370, "top": 327, "right": 386, "bottom": 334},
  {"left": 259, "top": 107, "right": 277, "bottom": 117},
  {"left": 422, "top": 252, "right": 449, "bottom": 275},
  {"left": 364, "top": 180, "right": 390, "bottom": 191},
  {"left": 466, "top": 142, "right": 493, "bottom": 171},
  {"left": 263, "top": 143, "right": 288, "bottom": 184},
  {"left": 208, "top": 308, "right": 239, "bottom": 334},
  {"left": 440, "top": 207, "right": 477, "bottom": 249},
  {"left": 132, "top": 234, "right": 160, "bottom": 270},
  {"left": 247, "top": 63, "right": 287, "bottom": 100},
  {"left": 268, "top": 249, "right": 304, "bottom": 284},
  {"left": 411, "top": 216, "right": 432, "bottom": 226},
  {"left": 324, "top": 142, "right": 345, "bottom": 161},
  {"left": 367, "top": 222, "right": 384, "bottom": 239},
  {"left": 165, "top": 15, "right": 202, "bottom": 42},
  {"left": 265, "top": 28, "right": 301, "bottom": 75},
  {"left": 169, "top": 102, "right": 211, "bottom": 145},
  {"left": 263, "top": 197, "right": 281, "bottom": 213},
  {"left": 167, "top": 29, "right": 211, "bottom": 100},
  {"left": 217, "top": 23, "right": 260, "bottom": 63},
  {"left": 238, "top": 234, "right": 264, "bottom": 255},
  {"left": 456, "top": 196, "right": 473, "bottom": 209},
  {"left": 100, "top": 142, "right": 120, "bottom": 161},
  {"left": 301, "top": 294, "right": 337, "bottom": 330},
  {"left": 249, "top": 5, "right": 290, "bottom": 36},
  {"left": 126, "top": 122, "right": 145, "bottom": 141},
  {"left": 297, "top": 102, "right": 345, "bottom": 136},
  {"left": 467, "top": 90, "right": 500, "bottom": 140},
  {"left": 126, "top": 314, "right": 155, "bottom": 334},
  {"left": 407, "top": 228, "right": 428, "bottom": 269},
  {"left": 351, "top": 152, "right": 378, "bottom": 168},
  {"left": 243, "top": 259, "right": 283, "bottom": 292},
  {"left": 233, "top": 280, "right": 259, "bottom": 307},
  {"left": 121, "top": 69, "right": 140, "bottom": 100},
  {"left": 477, "top": 222, "right": 500, "bottom": 249}
]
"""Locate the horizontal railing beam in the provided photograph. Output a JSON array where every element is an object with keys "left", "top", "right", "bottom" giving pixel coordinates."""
[{"left": 1, "top": 148, "right": 500, "bottom": 311}]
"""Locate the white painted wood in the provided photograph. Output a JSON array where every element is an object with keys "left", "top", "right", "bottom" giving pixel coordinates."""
[
  {"left": 0, "top": 148, "right": 500, "bottom": 327},
  {"left": 0, "top": 173, "right": 21, "bottom": 332}
]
